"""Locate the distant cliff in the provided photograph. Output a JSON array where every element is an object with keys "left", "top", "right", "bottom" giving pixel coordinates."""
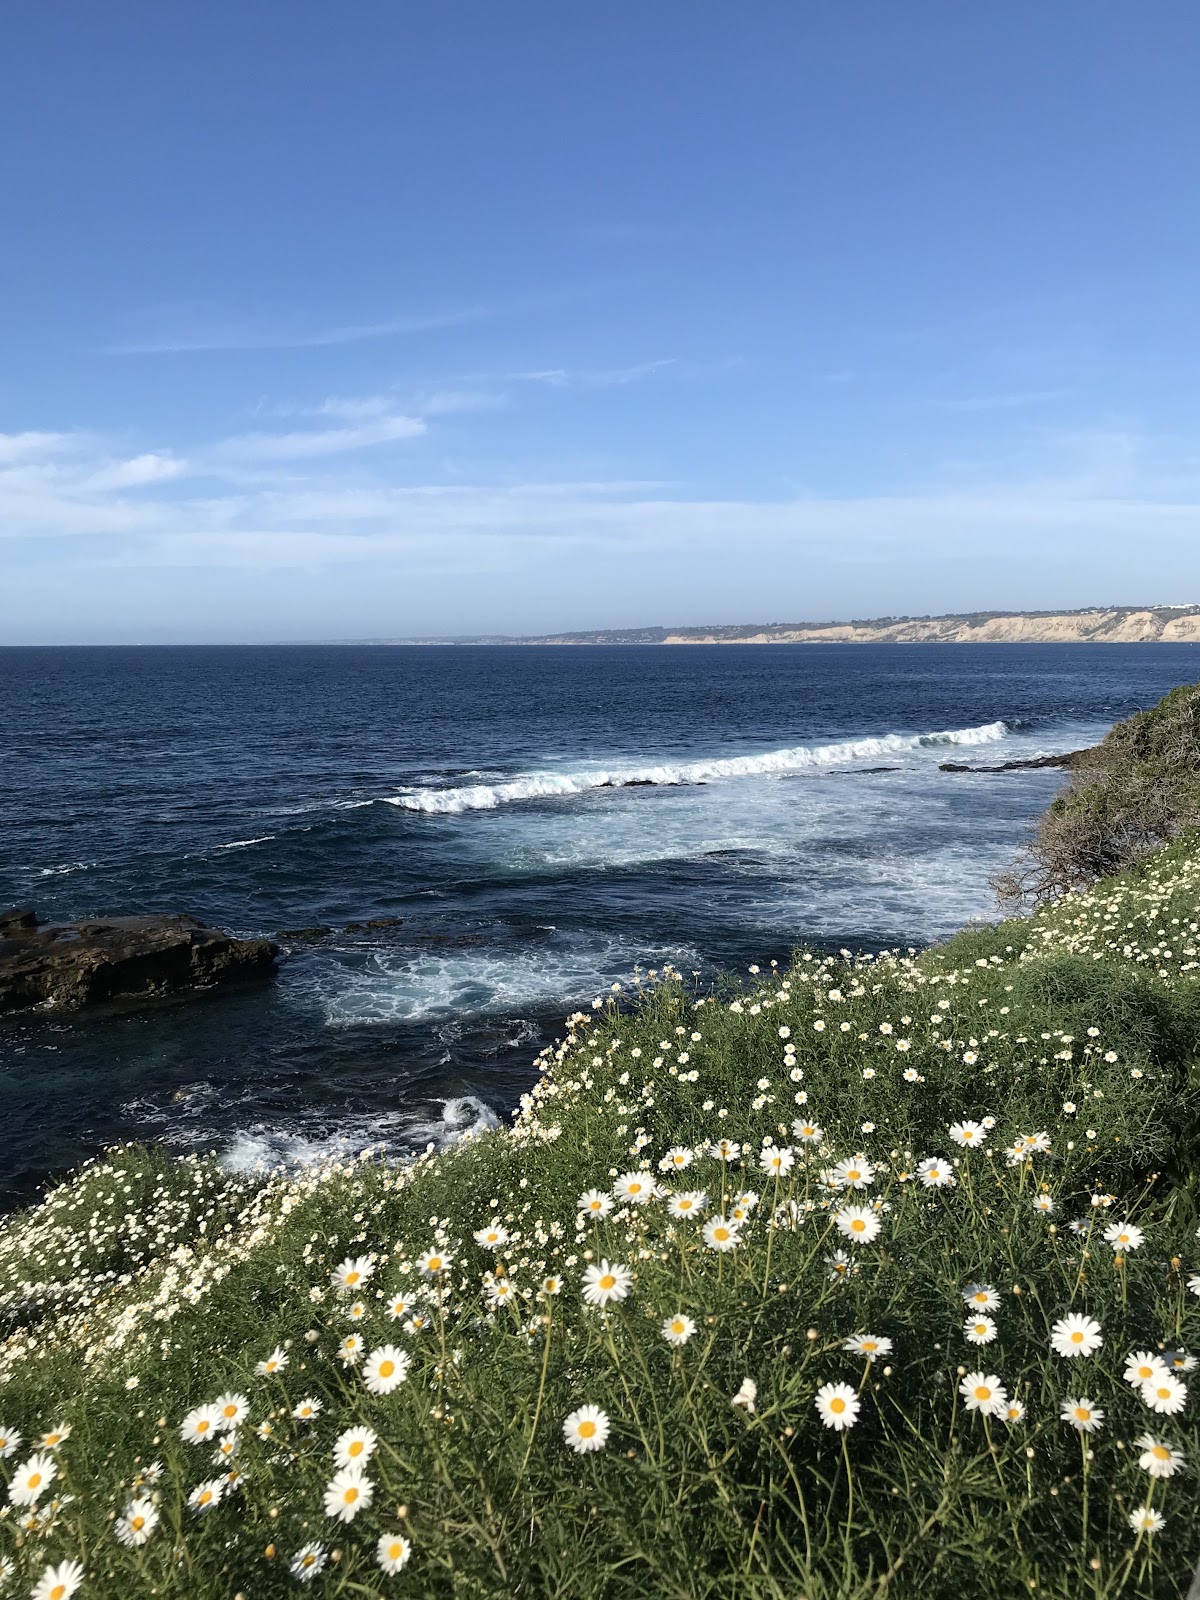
[{"left": 471, "top": 605, "right": 1200, "bottom": 646}]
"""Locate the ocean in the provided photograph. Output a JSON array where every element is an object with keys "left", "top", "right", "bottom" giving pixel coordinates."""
[{"left": 1, "top": 642, "right": 1196, "bottom": 1205}]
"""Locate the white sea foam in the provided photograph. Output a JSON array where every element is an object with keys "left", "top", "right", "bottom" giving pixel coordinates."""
[
  {"left": 383, "top": 720, "right": 1010, "bottom": 814},
  {"left": 318, "top": 934, "right": 699, "bottom": 1027},
  {"left": 214, "top": 835, "right": 275, "bottom": 850},
  {"left": 218, "top": 1094, "right": 500, "bottom": 1174}
]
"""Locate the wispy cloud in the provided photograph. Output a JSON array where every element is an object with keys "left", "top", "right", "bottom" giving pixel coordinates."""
[
  {"left": 106, "top": 306, "right": 489, "bottom": 356},
  {"left": 214, "top": 414, "right": 427, "bottom": 461},
  {"left": 84, "top": 452, "right": 189, "bottom": 489},
  {"left": 512, "top": 359, "right": 676, "bottom": 389}
]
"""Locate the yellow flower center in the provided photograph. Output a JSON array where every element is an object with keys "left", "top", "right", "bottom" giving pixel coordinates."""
[
  {"left": 830, "top": 1398, "right": 846, "bottom": 1414},
  {"left": 672, "top": 1320, "right": 685, "bottom": 1334},
  {"left": 344, "top": 1487, "right": 359, "bottom": 1504},
  {"left": 348, "top": 1441, "right": 363, "bottom": 1456},
  {"left": 388, "top": 1542, "right": 403, "bottom": 1559},
  {"left": 578, "top": 1420, "right": 596, "bottom": 1438},
  {"left": 863, "top": 1341, "right": 877, "bottom": 1352},
  {"left": 51, "top": 1587, "right": 66, "bottom": 1600},
  {"left": 1152, "top": 1445, "right": 1170, "bottom": 1460},
  {"left": 974, "top": 1387, "right": 991, "bottom": 1402},
  {"left": 599, "top": 1274, "right": 616, "bottom": 1290},
  {"left": 199, "top": 1491, "right": 212, "bottom": 1505},
  {"left": 197, "top": 1420, "right": 210, "bottom": 1433},
  {"left": 346, "top": 1271, "right": 359, "bottom": 1284},
  {"left": 131, "top": 1515, "right": 145, "bottom": 1530},
  {"left": 29, "top": 1473, "right": 42, "bottom": 1488},
  {"left": 302, "top": 1556, "right": 315, "bottom": 1568},
  {"left": 1070, "top": 1331, "right": 1084, "bottom": 1344},
  {"left": 850, "top": 1219, "right": 865, "bottom": 1233},
  {"left": 1074, "top": 1408, "right": 1089, "bottom": 1421},
  {"left": 379, "top": 1360, "right": 395, "bottom": 1378},
  {"left": 629, "top": 1183, "right": 642, "bottom": 1193}
]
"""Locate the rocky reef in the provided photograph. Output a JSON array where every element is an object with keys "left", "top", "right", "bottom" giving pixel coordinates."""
[{"left": 0, "top": 908, "right": 277, "bottom": 1015}]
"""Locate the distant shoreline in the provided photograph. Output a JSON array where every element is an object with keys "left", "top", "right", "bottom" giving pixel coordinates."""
[{"left": 396, "top": 604, "right": 1200, "bottom": 647}]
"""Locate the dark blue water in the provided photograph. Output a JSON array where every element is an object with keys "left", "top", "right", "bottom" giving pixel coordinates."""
[{"left": 1, "top": 643, "right": 1196, "bottom": 1203}]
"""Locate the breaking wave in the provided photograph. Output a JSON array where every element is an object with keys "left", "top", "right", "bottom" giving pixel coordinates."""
[
  {"left": 383, "top": 720, "right": 1010, "bottom": 814},
  {"left": 219, "top": 1095, "right": 500, "bottom": 1174}
]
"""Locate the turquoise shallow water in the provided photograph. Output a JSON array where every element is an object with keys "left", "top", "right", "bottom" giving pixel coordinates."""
[{"left": 1, "top": 641, "right": 1196, "bottom": 1203}]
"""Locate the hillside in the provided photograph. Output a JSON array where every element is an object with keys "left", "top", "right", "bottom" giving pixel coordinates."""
[
  {"left": 452, "top": 605, "right": 1200, "bottom": 647},
  {"left": 3, "top": 851, "right": 1200, "bottom": 1590}
]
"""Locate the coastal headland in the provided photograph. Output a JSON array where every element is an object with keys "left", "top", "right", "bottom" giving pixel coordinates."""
[{"left": 427, "top": 603, "right": 1200, "bottom": 647}]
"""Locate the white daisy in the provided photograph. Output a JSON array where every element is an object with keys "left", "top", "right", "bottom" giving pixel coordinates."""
[
  {"left": 1125, "top": 1351, "right": 1169, "bottom": 1388},
  {"left": 377, "top": 1532, "right": 413, "bottom": 1574},
  {"left": 9, "top": 1453, "right": 56, "bottom": 1505},
  {"left": 916, "top": 1156, "right": 955, "bottom": 1189},
  {"left": 831, "top": 1156, "right": 875, "bottom": 1190},
  {"left": 659, "top": 1146, "right": 694, "bottom": 1173},
  {"left": 0, "top": 1426, "right": 21, "bottom": 1459},
  {"left": 759, "top": 1146, "right": 796, "bottom": 1177},
  {"left": 949, "top": 1121, "right": 987, "bottom": 1148},
  {"left": 815, "top": 1382, "right": 861, "bottom": 1431},
  {"left": 578, "top": 1189, "right": 614, "bottom": 1219},
  {"left": 115, "top": 1496, "right": 159, "bottom": 1547},
  {"left": 1128, "top": 1506, "right": 1165, "bottom": 1534},
  {"left": 562, "top": 1404, "right": 610, "bottom": 1452},
  {"left": 1103, "top": 1221, "right": 1145, "bottom": 1252},
  {"left": 962, "top": 1284, "right": 999, "bottom": 1311},
  {"left": 662, "top": 1313, "right": 696, "bottom": 1346},
  {"left": 825, "top": 1249, "right": 857, "bottom": 1281},
  {"left": 290, "top": 1542, "right": 328, "bottom": 1583},
  {"left": 834, "top": 1205, "right": 881, "bottom": 1245},
  {"left": 292, "top": 1397, "right": 323, "bottom": 1422},
  {"left": 1141, "top": 1373, "right": 1188, "bottom": 1414},
  {"left": 179, "top": 1404, "right": 223, "bottom": 1445},
  {"left": 473, "top": 1222, "right": 510, "bottom": 1249},
  {"left": 29, "top": 1561, "right": 85, "bottom": 1600},
  {"left": 1032, "top": 1194, "right": 1055, "bottom": 1214},
  {"left": 38, "top": 1423, "right": 71, "bottom": 1450},
  {"left": 188, "top": 1477, "right": 225, "bottom": 1513},
  {"left": 416, "top": 1248, "right": 453, "bottom": 1277},
  {"left": 959, "top": 1372, "right": 1007, "bottom": 1416},
  {"left": 666, "top": 1190, "right": 707, "bottom": 1220},
  {"left": 1135, "top": 1433, "right": 1185, "bottom": 1477},
  {"left": 581, "top": 1260, "right": 633, "bottom": 1306},
  {"left": 1001, "top": 1399, "right": 1026, "bottom": 1424},
  {"left": 324, "top": 1465, "right": 374, "bottom": 1522},
  {"left": 331, "top": 1255, "right": 375, "bottom": 1293},
  {"left": 338, "top": 1333, "right": 366, "bottom": 1365},
  {"left": 1060, "top": 1396, "right": 1104, "bottom": 1433},
  {"left": 792, "top": 1120, "right": 824, "bottom": 1143},
  {"left": 702, "top": 1217, "right": 742, "bottom": 1252},
  {"left": 964, "top": 1315, "right": 998, "bottom": 1346},
  {"left": 255, "top": 1346, "right": 289, "bottom": 1376},
  {"left": 844, "top": 1333, "right": 892, "bottom": 1358},
  {"left": 333, "top": 1426, "right": 379, "bottom": 1467},
  {"left": 1050, "top": 1314, "right": 1103, "bottom": 1359},
  {"left": 613, "top": 1171, "right": 657, "bottom": 1205},
  {"left": 385, "top": 1294, "right": 412, "bottom": 1320},
  {"left": 212, "top": 1392, "right": 249, "bottom": 1430},
  {"left": 363, "top": 1344, "right": 410, "bottom": 1395},
  {"left": 708, "top": 1140, "right": 742, "bottom": 1161}
]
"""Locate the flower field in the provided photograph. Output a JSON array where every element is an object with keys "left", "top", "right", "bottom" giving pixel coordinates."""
[{"left": 4, "top": 838, "right": 1200, "bottom": 1597}]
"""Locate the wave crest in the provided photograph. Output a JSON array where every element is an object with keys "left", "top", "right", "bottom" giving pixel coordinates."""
[{"left": 384, "top": 720, "right": 1009, "bottom": 815}]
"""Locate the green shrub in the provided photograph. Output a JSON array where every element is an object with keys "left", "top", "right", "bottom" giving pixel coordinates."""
[{"left": 996, "top": 685, "right": 1200, "bottom": 907}]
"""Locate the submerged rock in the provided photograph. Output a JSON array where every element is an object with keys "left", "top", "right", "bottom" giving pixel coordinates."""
[
  {"left": 939, "top": 748, "right": 1092, "bottom": 774},
  {"left": 0, "top": 910, "right": 278, "bottom": 1015}
]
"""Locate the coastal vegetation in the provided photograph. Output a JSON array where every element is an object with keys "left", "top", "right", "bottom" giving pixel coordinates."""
[
  {"left": 996, "top": 683, "right": 1200, "bottom": 908},
  {"left": 4, "top": 699, "right": 1200, "bottom": 1596}
]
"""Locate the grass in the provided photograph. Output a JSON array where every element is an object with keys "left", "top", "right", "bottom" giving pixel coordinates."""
[{"left": 3, "top": 838, "right": 1200, "bottom": 1596}]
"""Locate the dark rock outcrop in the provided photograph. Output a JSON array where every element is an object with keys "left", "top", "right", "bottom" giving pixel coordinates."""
[
  {"left": 0, "top": 911, "right": 278, "bottom": 1015},
  {"left": 939, "top": 748, "right": 1093, "bottom": 774}
]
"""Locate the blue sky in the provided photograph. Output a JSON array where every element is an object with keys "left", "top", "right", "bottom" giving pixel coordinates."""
[{"left": 3, "top": 2, "right": 1200, "bottom": 642}]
